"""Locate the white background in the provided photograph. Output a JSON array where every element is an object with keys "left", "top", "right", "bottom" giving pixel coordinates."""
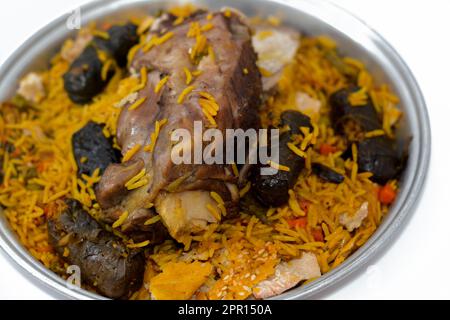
[{"left": 0, "top": 0, "right": 449, "bottom": 300}]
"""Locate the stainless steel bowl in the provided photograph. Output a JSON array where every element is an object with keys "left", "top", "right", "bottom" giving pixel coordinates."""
[{"left": 0, "top": 0, "right": 430, "bottom": 300}]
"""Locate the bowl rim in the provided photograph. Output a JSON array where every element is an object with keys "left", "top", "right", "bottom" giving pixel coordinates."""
[{"left": 0, "top": 0, "right": 431, "bottom": 300}]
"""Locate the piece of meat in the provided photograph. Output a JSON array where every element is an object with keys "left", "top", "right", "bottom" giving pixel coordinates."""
[
  {"left": 47, "top": 199, "right": 145, "bottom": 299},
  {"left": 339, "top": 201, "right": 369, "bottom": 232},
  {"left": 96, "top": 11, "right": 262, "bottom": 244},
  {"left": 155, "top": 191, "right": 219, "bottom": 241},
  {"left": 114, "top": 92, "right": 138, "bottom": 108},
  {"left": 251, "top": 110, "right": 312, "bottom": 207},
  {"left": 95, "top": 158, "right": 169, "bottom": 243},
  {"left": 17, "top": 72, "right": 45, "bottom": 104},
  {"left": 251, "top": 25, "right": 300, "bottom": 91},
  {"left": 295, "top": 92, "right": 321, "bottom": 122},
  {"left": 96, "top": 159, "right": 144, "bottom": 208},
  {"left": 61, "top": 31, "right": 93, "bottom": 63},
  {"left": 253, "top": 252, "right": 321, "bottom": 299},
  {"left": 72, "top": 121, "right": 120, "bottom": 177}
]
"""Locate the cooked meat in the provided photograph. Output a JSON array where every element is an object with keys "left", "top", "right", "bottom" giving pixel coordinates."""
[
  {"left": 17, "top": 72, "right": 45, "bottom": 104},
  {"left": 96, "top": 159, "right": 144, "bottom": 208},
  {"left": 47, "top": 199, "right": 145, "bottom": 299},
  {"left": 120, "top": 208, "right": 169, "bottom": 244},
  {"left": 312, "top": 163, "right": 344, "bottom": 184},
  {"left": 149, "top": 10, "right": 209, "bottom": 35},
  {"left": 252, "top": 25, "right": 300, "bottom": 91},
  {"left": 155, "top": 191, "right": 219, "bottom": 241},
  {"left": 114, "top": 92, "right": 138, "bottom": 108},
  {"left": 93, "top": 23, "right": 139, "bottom": 67},
  {"left": 63, "top": 46, "right": 112, "bottom": 104},
  {"left": 72, "top": 121, "right": 120, "bottom": 177},
  {"left": 95, "top": 158, "right": 169, "bottom": 243},
  {"left": 295, "top": 92, "right": 321, "bottom": 122},
  {"left": 251, "top": 110, "right": 312, "bottom": 207},
  {"left": 253, "top": 252, "right": 321, "bottom": 299},
  {"left": 330, "top": 87, "right": 405, "bottom": 183},
  {"left": 96, "top": 11, "right": 262, "bottom": 244},
  {"left": 61, "top": 31, "right": 93, "bottom": 63},
  {"left": 339, "top": 201, "right": 369, "bottom": 232}
]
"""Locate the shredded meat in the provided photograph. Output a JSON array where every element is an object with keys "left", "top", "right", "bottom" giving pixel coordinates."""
[
  {"left": 339, "top": 201, "right": 369, "bottom": 232},
  {"left": 17, "top": 72, "right": 45, "bottom": 103},
  {"left": 252, "top": 25, "right": 300, "bottom": 91},
  {"left": 253, "top": 252, "right": 321, "bottom": 299}
]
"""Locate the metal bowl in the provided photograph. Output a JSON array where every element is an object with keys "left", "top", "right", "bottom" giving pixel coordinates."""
[{"left": 0, "top": 0, "right": 430, "bottom": 300}]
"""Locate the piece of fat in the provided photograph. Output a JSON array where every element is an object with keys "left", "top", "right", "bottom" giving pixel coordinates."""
[
  {"left": 253, "top": 252, "right": 321, "bottom": 299},
  {"left": 17, "top": 72, "right": 45, "bottom": 104},
  {"left": 295, "top": 91, "right": 322, "bottom": 122},
  {"left": 61, "top": 31, "right": 93, "bottom": 63},
  {"left": 155, "top": 190, "right": 219, "bottom": 243},
  {"left": 252, "top": 26, "right": 300, "bottom": 91},
  {"left": 339, "top": 201, "right": 369, "bottom": 232}
]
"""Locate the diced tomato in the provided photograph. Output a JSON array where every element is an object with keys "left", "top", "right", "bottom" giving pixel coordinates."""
[
  {"left": 319, "top": 143, "right": 337, "bottom": 156},
  {"left": 287, "top": 217, "right": 307, "bottom": 229},
  {"left": 299, "top": 199, "right": 310, "bottom": 214},
  {"left": 378, "top": 184, "right": 397, "bottom": 205},
  {"left": 312, "top": 228, "right": 324, "bottom": 242}
]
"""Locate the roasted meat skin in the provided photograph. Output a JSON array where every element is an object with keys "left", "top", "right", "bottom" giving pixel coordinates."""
[
  {"left": 252, "top": 110, "right": 312, "bottom": 207},
  {"left": 47, "top": 199, "right": 144, "bottom": 299},
  {"left": 96, "top": 11, "right": 262, "bottom": 242},
  {"left": 72, "top": 121, "right": 120, "bottom": 177},
  {"left": 329, "top": 87, "right": 405, "bottom": 183}
]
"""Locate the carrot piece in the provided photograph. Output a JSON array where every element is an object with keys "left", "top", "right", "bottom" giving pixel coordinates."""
[
  {"left": 11, "top": 148, "right": 21, "bottom": 157},
  {"left": 312, "top": 228, "right": 324, "bottom": 242},
  {"left": 101, "top": 22, "right": 112, "bottom": 30},
  {"left": 288, "top": 217, "right": 307, "bottom": 229},
  {"left": 378, "top": 184, "right": 397, "bottom": 205},
  {"left": 319, "top": 143, "right": 337, "bottom": 156},
  {"left": 299, "top": 199, "right": 310, "bottom": 214}
]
